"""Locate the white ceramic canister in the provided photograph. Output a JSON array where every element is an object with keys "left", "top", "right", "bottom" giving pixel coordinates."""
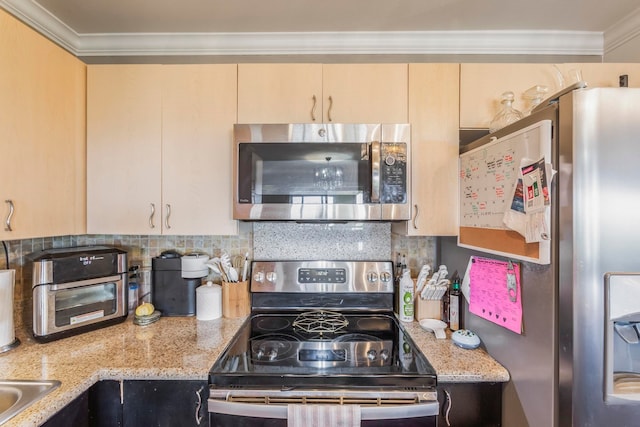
[{"left": 196, "top": 281, "right": 222, "bottom": 320}]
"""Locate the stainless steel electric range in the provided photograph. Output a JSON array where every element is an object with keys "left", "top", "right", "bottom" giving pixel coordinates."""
[{"left": 208, "top": 260, "right": 438, "bottom": 427}]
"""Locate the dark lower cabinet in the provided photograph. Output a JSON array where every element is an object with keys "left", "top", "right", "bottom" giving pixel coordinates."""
[
  {"left": 43, "top": 380, "right": 499, "bottom": 427},
  {"left": 122, "top": 380, "right": 209, "bottom": 427},
  {"left": 40, "top": 389, "right": 89, "bottom": 427},
  {"left": 437, "top": 382, "right": 502, "bottom": 427},
  {"left": 88, "top": 380, "right": 123, "bottom": 427},
  {"left": 42, "top": 380, "right": 209, "bottom": 427}
]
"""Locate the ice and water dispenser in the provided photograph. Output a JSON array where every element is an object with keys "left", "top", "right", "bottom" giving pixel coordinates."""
[{"left": 605, "top": 273, "right": 640, "bottom": 402}]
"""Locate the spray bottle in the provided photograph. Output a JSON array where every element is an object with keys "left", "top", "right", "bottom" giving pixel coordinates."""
[{"left": 399, "top": 270, "right": 414, "bottom": 322}]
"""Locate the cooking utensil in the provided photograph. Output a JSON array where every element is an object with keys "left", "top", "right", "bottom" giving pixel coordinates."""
[{"left": 241, "top": 252, "right": 249, "bottom": 282}]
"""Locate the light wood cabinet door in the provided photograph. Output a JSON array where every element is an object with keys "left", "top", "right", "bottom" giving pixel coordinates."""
[
  {"left": 87, "top": 64, "right": 163, "bottom": 235},
  {"left": 322, "top": 64, "right": 408, "bottom": 123},
  {"left": 237, "top": 63, "right": 323, "bottom": 123},
  {"left": 560, "top": 63, "right": 640, "bottom": 88},
  {"left": 238, "top": 63, "right": 408, "bottom": 124},
  {"left": 162, "top": 64, "right": 238, "bottom": 235},
  {"left": 393, "top": 64, "right": 459, "bottom": 237},
  {"left": 0, "top": 10, "right": 85, "bottom": 240},
  {"left": 460, "top": 64, "right": 559, "bottom": 129}
]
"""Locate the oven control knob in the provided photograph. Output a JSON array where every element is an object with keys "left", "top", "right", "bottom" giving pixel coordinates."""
[
  {"left": 266, "top": 271, "right": 277, "bottom": 282},
  {"left": 253, "top": 271, "right": 265, "bottom": 283},
  {"left": 380, "top": 349, "right": 390, "bottom": 361},
  {"left": 256, "top": 348, "right": 264, "bottom": 359},
  {"left": 366, "top": 349, "right": 377, "bottom": 361},
  {"left": 380, "top": 271, "right": 392, "bottom": 282},
  {"left": 385, "top": 155, "right": 396, "bottom": 166},
  {"left": 366, "top": 272, "right": 379, "bottom": 283}
]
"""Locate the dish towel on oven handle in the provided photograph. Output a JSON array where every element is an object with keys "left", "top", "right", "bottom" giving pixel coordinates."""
[{"left": 287, "top": 404, "right": 361, "bottom": 427}]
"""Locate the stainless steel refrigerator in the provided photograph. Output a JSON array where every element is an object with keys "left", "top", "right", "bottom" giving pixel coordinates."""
[{"left": 441, "top": 87, "right": 640, "bottom": 427}]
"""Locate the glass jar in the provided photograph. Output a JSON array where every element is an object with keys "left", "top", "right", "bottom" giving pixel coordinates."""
[{"left": 489, "top": 91, "right": 523, "bottom": 133}]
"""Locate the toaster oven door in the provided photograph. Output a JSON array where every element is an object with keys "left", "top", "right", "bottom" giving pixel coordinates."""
[{"left": 33, "top": 275, "right": 127, "bottom": 340}]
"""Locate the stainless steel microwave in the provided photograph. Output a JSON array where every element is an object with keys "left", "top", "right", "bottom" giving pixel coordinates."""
[{"left": 233, "top": 123, "right": 411, "bottom": 221}]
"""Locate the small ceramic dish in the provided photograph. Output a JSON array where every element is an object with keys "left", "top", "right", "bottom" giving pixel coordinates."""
[
  {"left": 133, "top": 310, "right": 162, "bottom": 326},
  {"left": 419, "top": 318, "right": 447, "bottom": 339}
]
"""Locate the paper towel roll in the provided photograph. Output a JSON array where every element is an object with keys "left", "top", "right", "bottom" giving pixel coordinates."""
[
  {"left": 196, "top": 281, "right": 222, "bottom": 320},
  {"left": 0, "top": 270, "right": 16, "bottom": 347}
]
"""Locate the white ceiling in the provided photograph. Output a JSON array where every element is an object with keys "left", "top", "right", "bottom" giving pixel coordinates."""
[{"left": 2, "top": 0, "right": 640, "bottom": 58}]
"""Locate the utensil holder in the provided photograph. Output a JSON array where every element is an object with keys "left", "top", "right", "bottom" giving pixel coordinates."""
[{"left": 222, "top": 281, "right": 250, "bottom": 318}]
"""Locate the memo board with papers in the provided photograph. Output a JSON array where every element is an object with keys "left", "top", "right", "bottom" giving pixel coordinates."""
[{"left": 458, "top": 120, "right": 552, "bottom": 264}]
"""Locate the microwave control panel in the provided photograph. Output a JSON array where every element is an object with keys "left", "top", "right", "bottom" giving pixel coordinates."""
[{"left": 380, "top": 143, "right": 407, "bottom": 204}]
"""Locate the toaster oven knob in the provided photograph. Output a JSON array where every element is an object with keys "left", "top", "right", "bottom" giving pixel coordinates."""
[
  {"left": 366, "top": 272, "right": 378, "bottom": 283},
  {"left": 380, "top": 349, "right": 390, "bottom": 361},
  {"left": 266, "top": 271, "right": 277, "bottom": 282},
  {"left": 253, "top": 271, "right": 265, "bottom": 283},
  {"left": 380, "top": 271, "right": 392, "bottom": 282},
  {"left": 366, "top": 349, "right": 377, "bottom": 361}
]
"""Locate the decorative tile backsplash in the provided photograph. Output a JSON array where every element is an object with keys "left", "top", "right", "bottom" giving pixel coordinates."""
[{"left": 3, "top": 222, "right": 436, "bottom": 330}]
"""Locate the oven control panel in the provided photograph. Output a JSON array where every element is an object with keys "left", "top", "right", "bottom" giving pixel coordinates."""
[
  {"left": 250, "top": 260, "right": 394, "bottom": 294},
  {"left": 298, "top": 268, "right": 346, "bottom": 284}
]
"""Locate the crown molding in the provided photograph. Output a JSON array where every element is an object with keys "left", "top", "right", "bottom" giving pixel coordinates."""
[
  {"left": 0, "top": 0, "right": 79, "bottom": 52},
  {"left": 1, "top": 0, "right": 604, "bottom": 57},
  {"left": 604, "top": 6, "right": 640, "bottom": 54},
  {"left": 75, "top": 30, "right": 603, "bottom": 57}
]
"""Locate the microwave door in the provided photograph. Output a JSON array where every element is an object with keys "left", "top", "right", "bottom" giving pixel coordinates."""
[{"left": 235, "top": 142, "right": 379, "bottom": 221}]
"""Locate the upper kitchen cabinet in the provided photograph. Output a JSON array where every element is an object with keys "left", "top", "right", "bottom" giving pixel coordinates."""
[
  {"left": 87, "top": 64, "right": 238, "bottom": 236},
  {"left": 237, "top": 64, "right": 323, "bottom": 123},
  {"left": 87, "top": 64, "right": 163, "bottom": 235},
  {"left": 161, "top": 64, "right": 238, "bottom": 236},
  {"left": 559, "top": 63, "right": 640, "bottom": 88},
  {"left": 393, "top": 64, "right": 459, "bottom": 237},
  {"left": 321, "top": 64, "right": 408, "bottom": 123},
  {"left": 460, "top": 63, "right": 640, "bottom": 130},
  {"left": 0, "top": 10, "right": 86, "bottom": 240},
  {"left": 460, "top": 64, "right": 558, "bottom": 129},
  {"left": 237, "top": 63, "right": 408, "bottom": 123}
]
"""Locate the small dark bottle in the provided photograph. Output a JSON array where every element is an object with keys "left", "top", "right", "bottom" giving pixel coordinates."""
[{"left": 449, "top": 279, "right": 461, "bottom": 331}]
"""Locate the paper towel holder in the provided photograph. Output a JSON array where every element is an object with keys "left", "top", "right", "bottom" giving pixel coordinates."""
[{"left": 0, "top": 269, "right": 19, "bottom": 353}]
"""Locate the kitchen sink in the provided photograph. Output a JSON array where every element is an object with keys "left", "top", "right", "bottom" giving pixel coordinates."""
[{"left": 0, "top": 380, "right": 61, "bottom": 425}]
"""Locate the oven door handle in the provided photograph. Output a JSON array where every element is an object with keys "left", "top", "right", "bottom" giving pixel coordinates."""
[
  {"left": 208, "top": 399, "right": 439, "bottom": 420},
  {"left": 48, "top": 275, "right": 124, "bottom": 291},
  {"left": 371, "top": 141, "right": 381, "bottom": 203}
]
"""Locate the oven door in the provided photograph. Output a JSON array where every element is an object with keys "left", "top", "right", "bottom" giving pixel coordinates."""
[
  {"left": 32, "top": 275, "right": 127, "bottom": 338},
  {"left": 208, "top": 389, "right": 438, "bottom": 427}
]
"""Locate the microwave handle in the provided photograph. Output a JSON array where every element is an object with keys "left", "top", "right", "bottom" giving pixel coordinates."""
[{"left": 371, "top": 141, "right": 381, "bottom": 203}]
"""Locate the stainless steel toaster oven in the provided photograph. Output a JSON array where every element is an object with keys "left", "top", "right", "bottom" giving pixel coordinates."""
[{"left": 28, "top": 246, "right": 128, "bottom": 342}]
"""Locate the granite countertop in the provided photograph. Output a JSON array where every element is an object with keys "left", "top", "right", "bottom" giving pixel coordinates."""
[{"left": 0, "top": 316, "right": 508, "bottom": 426}]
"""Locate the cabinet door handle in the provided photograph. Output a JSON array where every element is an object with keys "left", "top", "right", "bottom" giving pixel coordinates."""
[
  {"left": 149, "top": 203, "right": 156, "bottom": 229},
  {"left": 412, "top": 204, "right": 419, "bottom": 230},
  {"left": 327, "top": 95, "right": 333, "bottom": 122},
  {"left": 443, "top": 389, "right": 452, "bottom": 426},
  {"left": 311, "top": 95, "right": 317, "bottom": 121},
  {"left": 194, "top": 385, "right": 204, "bottom": 425},
  {"left": 165, "top": 204, "right": 171, "bottom": 230},
  {"left": 4, "top": 200, "right": 14, "bottom": 232}
]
